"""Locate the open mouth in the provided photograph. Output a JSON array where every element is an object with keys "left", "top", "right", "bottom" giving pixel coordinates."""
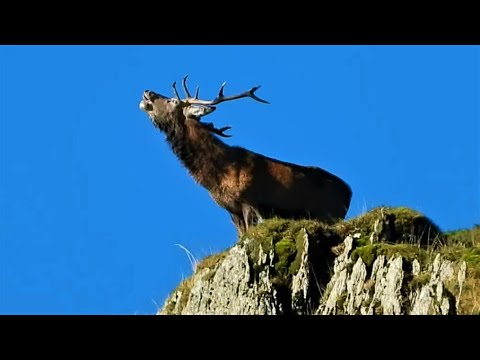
[
  {"left": 140, "top": 90, "right": 156, "bottom": 112},
  {"left": 139, "top": 93, "right": 151, "bottom": 111}
]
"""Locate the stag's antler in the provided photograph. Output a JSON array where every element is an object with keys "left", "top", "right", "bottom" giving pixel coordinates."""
[
  {"left": 182, "top": 75, "right": 200, "bottom": 100},
  {"left": 172, "top": 75, "right": 267, "bottom": 138},
  {"left": 172, "top": 81, "right": 181, "bottom": 100},
  {"left": 178, "top": 75, "right": 269, "bottom": 106},
  {"left": 202, "top": 122, "right": 233, "bottom": 138},
  {"left": 172, "top": 75, "right": 201, "bottom": 101}
]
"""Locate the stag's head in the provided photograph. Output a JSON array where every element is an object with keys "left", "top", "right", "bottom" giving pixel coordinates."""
[{"left": 139, "top": 75, "right": 269, "bottom": 137}]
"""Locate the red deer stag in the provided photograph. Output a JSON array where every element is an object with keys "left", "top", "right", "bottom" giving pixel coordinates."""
[{"left": 139, "top": 76, "right": 352, "bottom": 236}]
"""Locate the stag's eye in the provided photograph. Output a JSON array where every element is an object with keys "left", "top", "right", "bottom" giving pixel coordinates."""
[{"left": 168, "top": 98, "right": 180, "bottom": 106}]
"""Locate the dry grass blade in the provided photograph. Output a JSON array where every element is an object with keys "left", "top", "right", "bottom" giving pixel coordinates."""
[{"left": 175, "top": 243, "right": 199, "bottom": 273}]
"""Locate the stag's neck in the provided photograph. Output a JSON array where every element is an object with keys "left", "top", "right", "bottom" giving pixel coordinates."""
[{"left": 160, "top": 119, "right": 231, "bottom": 191}]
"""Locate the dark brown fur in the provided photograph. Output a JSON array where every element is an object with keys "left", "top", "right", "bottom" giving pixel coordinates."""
[{"left": 139, "top": 86, "right": 352, "bottom": 236}]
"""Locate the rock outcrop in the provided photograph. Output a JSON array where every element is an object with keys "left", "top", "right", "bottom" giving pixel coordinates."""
[{"left": 158, "top": 207, "right": 479, "bottom": 315}]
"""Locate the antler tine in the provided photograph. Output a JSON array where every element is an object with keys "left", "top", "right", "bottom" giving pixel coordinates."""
[
  {"left": 202, "top": 122, "right": 233, "bottom": 138},
  {"left": 181, "top": 75, "right": 201, "bottom": 101},
  {"left": 215, "top": 126, "right": 233, "bottom": 138},
  {"left": 218, "top": 81, "right": 227, "bottom": 98},
  {"left": 244, "top": 86, "right": 270, "bottom": 104},
  {"left": 182, "top": 75, "right": 192, "bottom": 98},
  {"left": 185, "top": 82, "right": 270, "bottom": 106},
  {"left": 172, "top": 81, "right": 181, "bottom": 100},
  {"left": 211, "top": 125, "right": 233, "bottom": 138}
]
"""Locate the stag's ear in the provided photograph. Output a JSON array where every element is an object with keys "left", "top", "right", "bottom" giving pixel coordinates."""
[{"left": 184, "top": 105, "right": 216, "bottom": 119}]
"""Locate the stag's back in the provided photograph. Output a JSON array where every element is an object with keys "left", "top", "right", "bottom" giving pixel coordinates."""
[
  {"left": 242, "top": 150, "right": 353, "bottom": 224},
  {"left": 300, "top": 164, "right": 352, "bottom": 219}
]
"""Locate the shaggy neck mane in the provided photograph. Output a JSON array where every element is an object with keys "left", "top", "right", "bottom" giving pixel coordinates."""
[{"left": 156, "top": 116, "right": 232, "bottom": 190}]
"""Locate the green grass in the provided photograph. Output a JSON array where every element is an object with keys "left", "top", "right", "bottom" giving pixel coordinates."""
[{"left": 335, "top": 206, "right": 443, "bottom": 246}]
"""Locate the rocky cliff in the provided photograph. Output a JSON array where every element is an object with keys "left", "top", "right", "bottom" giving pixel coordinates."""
[{"left": 158, "top": 207, "right": 479, "bottom": 315}]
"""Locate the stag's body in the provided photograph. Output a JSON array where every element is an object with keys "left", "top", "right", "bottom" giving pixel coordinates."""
[{"left": 139, "top": 77, "right": 352, "bottom": 235}]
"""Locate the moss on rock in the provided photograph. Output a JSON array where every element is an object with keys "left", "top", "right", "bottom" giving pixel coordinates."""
[
  {"left": 239, "top": 206, "right": 445, "bottom": 294},
  {"left": 351, "top": 244, "right": 378, "bottom": 268},
  {"left": 336, "top": 206, "right": 443, "bottom": 246},
  {"left": 408, "top": 271, "right": 431, "bottom": 289},
  {"left": 241, "top": 219, "right": 322, "bottom": 271},
  {"left": 240, "top": 217, "right": 336, "bottom": 293},
  {"left": 441, "top": 226, "right": 480, "bottom": 314},
  {"left": 351, "top": 243, "right": 429, "bottom": 270}
]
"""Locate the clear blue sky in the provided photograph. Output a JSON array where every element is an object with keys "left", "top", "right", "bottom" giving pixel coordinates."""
[{"left": 0, "top": 45, "right": 478, "bottom": 315}]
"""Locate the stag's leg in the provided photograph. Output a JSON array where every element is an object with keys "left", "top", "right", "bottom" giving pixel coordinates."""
[
  {"left": 242, "top": 205, "right": 254, "bottom": 233},
  {"left": 242, "top": 204, "right": 264, "bottom": 231},
  {"left": 230, "top": 206, "right": 263, "bottom": 237},
  {"left": 253, "top": 208, "right": 264, "bottom": 224},
  {"left": 230, "top": 213, "right": 247, "bottom": 237}
]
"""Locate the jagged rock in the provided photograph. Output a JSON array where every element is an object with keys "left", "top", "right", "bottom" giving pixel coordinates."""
[
  {"left": 409, "top": 254, "right": 463, "bottom": 315},
  {"left": 159, "top": 234, "right": 465, "bottom": 315},
  {"left": 157, "top": 208, "right": 476, "bottom": 315},
  {"left": 159, "top": 243, "right": 282, "bottom": 315},
  {"left": 290, "top": 229, "right": 311, "bottom": 314}
]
